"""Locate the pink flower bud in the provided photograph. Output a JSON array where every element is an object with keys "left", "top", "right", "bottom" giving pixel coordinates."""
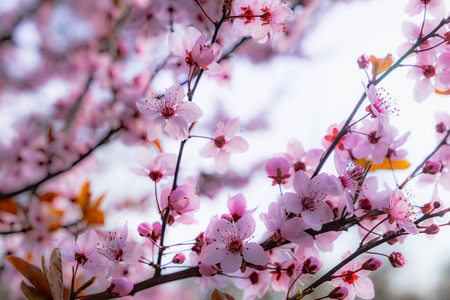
[
  {"left": 357, "top": 54, "right": 370, "bottom": 69},
  {"left": 329, "top": 286, "right": 349, "bottom": 299},
  {"left": 389, "top": 252, "right": 406, "bottom": 268},
  {"left": 107, "top": 277, "right": 134, "bottom": 296},
  {"left": 301, "top": 256, "right": 322, "bottom": 274},
  {"left": 361, "top": 257, "right": 383, "bottom": 271},
  {"left": 151, "top": 222, "right": 162, "bottom": 241},
  {"left": 138, "top": 222, "right": 153, "bottom": 237},
  {"left": 383, "top": 231, "right": 398, "bottom": 245},
  {"left": 422, "top": 161, "right": 442, "bottom": 174},
  {"left": 220, "top": 214, "right": 233, "bottom": 222},
  {"left": 199, "top": 263, "right": 220, "bottom": 276},
  {"left": 424, "top": 224, "right": 439, "bottom": 235},
  {"left": 172, "top": 253, "right": 186, "bottom": 264},
  {"left": 433, "top": 201, "right": 442, "bottom": 209},
  {"left": 436, "top": 122, "right": 446, "bottom": 133}
]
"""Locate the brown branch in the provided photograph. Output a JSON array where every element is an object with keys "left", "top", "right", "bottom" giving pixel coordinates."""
[{"left": 0, "top": 126, "right": 122, "bottom": 201}]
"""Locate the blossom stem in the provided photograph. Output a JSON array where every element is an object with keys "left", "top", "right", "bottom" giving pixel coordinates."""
[
  {"left": 194, "top": 0, "right": 216, "bottom": 25},
  {"left": 399, "top": 129, "right": 450, "bottom": 189},
  {"left": 70, "top": 263, "right": 80, "bottom": 300},
  {"left": 347, "top": 112, "right": 371, "bottom": 129},
  {"left": 154, "top": 181, "right": 161, "bottom": 214},
  {"left": 359, "top": 216, "right": 388, "bottom": 247}
]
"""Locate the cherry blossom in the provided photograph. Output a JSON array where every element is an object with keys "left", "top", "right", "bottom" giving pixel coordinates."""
[
  {"left": 363, "top": 84, "right": 398, "bottom": 137},
  {"left": 227, "top": 193, "right": 256, "bottom": 222},
  {"left": 265, "top": 156, "right": 291, "bottom": 186},
  {"left": 330, "top": 252, "right": 376, "bottom": 300},
  {"left": 58, "top": 229, "right": 107, "bottom": 270},
  {"left": 405, "top": 0, "right": 447, "bottom": 19},
  {"left": 136, "top": 83, "right": 203, "bottom": 141},
  {"left": 168, "top": 26, "right": 223, "bottom": 74},
  {"left": 199, "top": 118, "right": 249, "bottom": 174},
  {"left": 281, "top": 171, "right": 341, "bottom": 231},
  {"left": 383, "top": 189, "right": 420, "bottom": 235},
  {"left": 99, "top": 223, "right": 142, "bottom": 278},
  {"left": 131, "top": 146, "right": 177, "bottom": 182},
  {"left": 199, "top": 214, "right": 269, "bottom": 273}
]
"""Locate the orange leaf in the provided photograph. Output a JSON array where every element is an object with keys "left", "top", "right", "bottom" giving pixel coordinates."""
[
  {"left": 435, "top": 89, "right": 450, "bottom": 95},
  {"left": 76, "top": 182, "right": 92, "bottom": 214},
  {"left": 152, "top": 139, "right": 163, "bottom": 153},
  {"left": 0, "top": 198, "right": 18, "bottom": 214},
  {"left": 211, "top": 289, "right": 235, "bottom": 300},
  {"left": 20, "top": 281, "right": 51, "bottom": 300},
  {"left": 370, "top": 54, "right": 393, "bottom": 79},
  {"left": 7, "top": 256, "right": 52, "bottom": 298},
  {"left": 42, "top": 248, "right": 64, "bottom": 300},
  {"left": 38, "top": 193, "right": 58, "bottom": 203},
  {"left": 354, "top": 158, "right": 410, "bottom": 171}
]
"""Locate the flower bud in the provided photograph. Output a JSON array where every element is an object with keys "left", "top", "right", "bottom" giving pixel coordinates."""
[
  {"left": 424, "top": 224, "right": 439, "bottom": 235},
  {"left": 361, "top": 257, "right": 383, "bottom": 271},
  {"left": 389, "top": 252, "right": 406, "bottom": 268},
  {"left": 172, "top": 253, "right": 186, "bottom": 264},
  {"left": 107, "top": 277, "right": 133, "bottom": 296},
  {"left": 138, "top": 222, "right": 153, "bottom": 237},
  {"left": 220, "top": 214, "right": 233, "bottom": 222},
  {"left": 329, "top": 286, "right": 349, "bottom": 299},
  {"left": 151, "top": 222, "right": 162, "bottom": 241},
  {"left": 302, "top": 256, "right": 322, "bottom": 275},
  {"left": 357, "top": 54, "right": 370, "bottom": 69},
  {"left": 383, "top": 231, "right": 398, "bottom": 245},
  {"left": 422, "top": 161, "right": 442, "bottom": 174},
  {"left": 436, "top": 122, "right": 446, "bottom": 133}
]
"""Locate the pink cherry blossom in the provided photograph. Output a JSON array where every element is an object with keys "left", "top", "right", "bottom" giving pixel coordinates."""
[
  {"left": 383, "top": 189, "right": 420, "bottom": 235},
  {"left": 352, "top": 119, "right": 394, "bottom": 164},
  {"left": 107, "top": 277, "right": 134, "bottom": 297},
  {"left": 260, "top": 202, "right": 314, "bottom": 246},
  {"left": 330, "top": 252, "right": 376, "bottom": 300},
  {"left": 160, "top": 177, "right": 200, "bottom": 224},
  {"left": 233, "top": 269, "right": 271, "bottom": 300},
  {"left": 199, "top": 214, "right": 269, "bottom": 273},
  {"left": 58, "top": 229, "right": 107, "bottom": 270},
  {"left": 227, "top": 193, "right": 256, "bottom": 222},
  {"left": 265, "top": 156, "right": 291, "bottom": 186},
  {"left": 285, "top": 138, "right": 323, "bottom": 177},
  {"left": 168, "top": 26, "right": 223, "bottom": 74},
  {"left": 363, "top": 84, "right": 398, "bottom": 137},
  {"left": 323, "top": 122, "right": 359, "bottom": 159},
  {"left": 199, "top": 118, "right": 249, "bottom": 174},
  {"left": 99, "top": 223, "right": 142, "bottom": 278},
  {"left": 405, "top": 0, "right": 447, "bottom": 19},
  {"left": 136, "top": 83, "right": 203, "bottom": 141},
  {"left": 131, "top": 146, "right": 177, "bottom": 182},
  {"left": 281, "top": 172, "right": 341, "bottom": 231}
]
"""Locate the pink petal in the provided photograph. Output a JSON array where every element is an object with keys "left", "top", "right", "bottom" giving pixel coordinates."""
[
  {"left": 199, "top": 141, "right": 217, "bottom": 158},
  {"left": 223, "top": 118, "right": 240, "bottom": 137},
  {"left": 292, "top": 171, "right": 310, "bottom": 194},
  {"left": 134, "top": 146, "right": 155, "bottom": 169},
  {"left": 281, "top": 192, "right": 302, "bottom": 214},
  {"left": 78, "top": 229, "right": 99, "bottom": 253},
  {"left": 221, "top": 252, "right": 242, "bottom": 273},
  {"left": 226, "top": 136, "right": 249, "bottom": 153},
  {"left": 242, "top": 242, "right": 268, "bottom": 266},
  {"left": 147, "top": 116, "right": 166, "bottom": 141},
  {"left": 215, "top": 149, "right": 230, "bottom": 174},
  {"left": 354, "top": 276, "right": 374, "bottom": 299},
  {"left": 287, "top": 138, "right": 305, "bottom": 161},
  {"left": 235, "top": 214, "right": 256, "bottom": 239},
  {"left": 413, "top": 79, "right": 434, "bottom": 102},
  {"left": 168, "top": 32, "right": 187, "bottom": 57},
  {"left": 302, "top": 210, "right": 322, "bottom": 231},
  {"left": 199, "top": 243, "right": 227, "bottom": 265},
  {"left": 165, "top": 116, "right": 189, "bottom": 140},
  {"left": 176, "top": 101, "right": 203, "bottom": 123}
]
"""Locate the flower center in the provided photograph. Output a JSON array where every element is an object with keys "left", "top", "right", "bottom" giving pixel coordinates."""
[
  {"left": 294, "top": 161, "right": 306, "bottom": 172},
  {"left": 301, "top": 196, "right": 316, "bottom": 211},
  {"left": 249, "top": 272, "right": 260, "bottom": 285},
  {"left": 214, "top": 136, "right": 226, "bottom": 148},
  {"left": 149, "top": 170, "right": 163, "bottom": 182},
  {"left": 74, "top": 252, "right": 88, "bottom": 265},
  {"left": 342, "top": 271, "right": 358, "bottom": 284},
  {"left": 420, "top": 0, "right": 431, "bottom": 4},
  {"left": 260, "top": 7, "right": 271, "bottom": 25},
  {"left": 368, "top": 131, "right": 381, "bottom": 144},
  {"left": 227, "top": 239, "right": 243, "bottom": 253},
  {"left": 240, "top": 6, "right": 255, "bottom": 24},
  {"left": 422, "top": 65, "right": 435, "bottom": 78}
]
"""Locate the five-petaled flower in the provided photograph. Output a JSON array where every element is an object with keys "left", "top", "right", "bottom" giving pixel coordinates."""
[
  {"left": 136, "top": 83, "right": 203, "bottom": 141},
  {"left": 199, "top": 214, "right": 268, "bottom": 273}
]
